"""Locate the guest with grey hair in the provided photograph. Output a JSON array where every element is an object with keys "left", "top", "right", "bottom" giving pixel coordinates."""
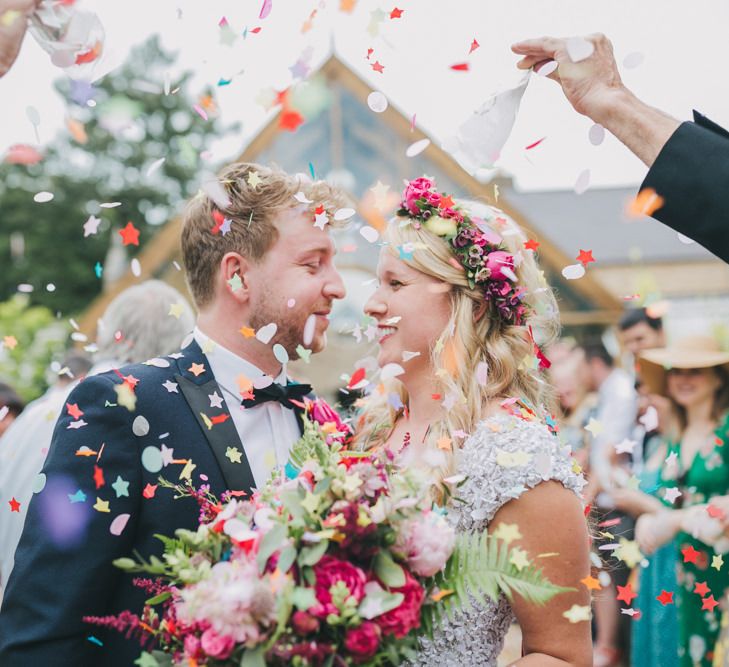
[{"left": 0, "top": 280, "right": 194, "bottom": 601}]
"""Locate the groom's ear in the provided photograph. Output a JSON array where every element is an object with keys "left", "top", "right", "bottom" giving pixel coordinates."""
[{"left": 219, "top": 252, "right": 252, "bottom": 304}]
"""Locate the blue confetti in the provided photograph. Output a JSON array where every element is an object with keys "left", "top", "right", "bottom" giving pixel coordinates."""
[
  {"left": 87, "top": 636, "right": 103, "bottom": 647},
  {"left": 94, "top": 262, "right": 103, "bottom": 279},
  {"left": 308, "top": 162, "right": 315, "bottom": 179},
  {"left": 217, "top": 78, "right": 232, "bottom": 87}
]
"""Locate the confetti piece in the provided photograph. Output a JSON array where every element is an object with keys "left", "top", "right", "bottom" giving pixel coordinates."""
[
  {"left": 273, "top": 343, "right": 289, "bottom": 364},
  {"left": 476, "top": 361, "right": 489, "bottom": 385},
  {"left": 623, "top": 52, "right": 644, "bottom": 69},
  {"left": 562, "top": 263, "right": 585, "bottom": 280},
  {"left": 118, "top": 221, "right": 140, "bottom": 246},
  {"left": 563, "top": 605, "right": 592, "bottom": 623},
  {"left": 334, "top": 207, "right": 356, "bottom": 221},
  {"left": 201, "top": 178, "right": 232, "bottom": 209},
  {"left": 360, "top": 226, "right": 379, "bottom": 243},
  {"left": 627, "top": 188, "right": 664, "bottom": 217},
  {"left": 367, "top": 91, "right": 388, "bottom": 113},
  {"left": 146, "top": 157, "right": 166, "bottom": 177},
  {"left": 406, "top": 138, "right": 430, "bottom": 157},
  {"left": 259, "top": 0, "right": 273, "bottom": 19},
  {"left": 536, "top": 60, "right": 558, "bottom": 76},
  {"left": 450, "top": 62, "right": 470, "bottom": 71},
  {"left": 371, "top": 61, "right": 385, "bottom": 74},
  {"left": 141, "top": 446, "right": 163, "bottom": 473},
  {"left": 469, "top": 38, "right": 479, "bottom": 54},
  {"left": 294, "top": 191, "right": 313, "bottom": 204},
  {"left": 131, "top": 258, "right": 141, "bottom": 277},
  {"left": 66, "top": 117, "right": 87, "bottom": 144},
  {"left": 33, "top": 191, "right": 54, "bottom": 203},
  {"left": 100, "top": 202, "right": 122, "bottom": 208},
  {"left": 4, "top": 144, "right": 43, "bottom": 165},
  {"left": 390, "top": 7, "right": 403, "bottom": 18},
  {"left": 566, "top": 37, "right": 594, "bottom": 62},
  {"left": 576, "top": 249, "right": 595, "bottom": 266},
  {"left": 132, "top": 415, "right": 150, "bottom": 437},
  {"left": 381, "top": 363, "right": 405, "bottom": 381},
  {"left": 256, "top": 322, "right": 277, "bottom": 344},
  {"left": 525, "top": 137, "right": 546, "bottom": 151},
  {"left": 574, "top": 168, "right": 591, "bottom": 194},
  {"left": 589, "top": 123, "right": 605, "bottom": 146},
  {"left": 279, "top": 109, "right": 304, "bottom": 132},
  {"left": 303, "top": 314, "right": 316, "bottom": 346},
  {"left": 110, "top": 513, "right": 130, "bottom": 536},
  {"left": 193, "top": 105, "right": 208, "bottom": 121},
  {"left": 348, "top": 368, "right": 367, "bottom": 390}
]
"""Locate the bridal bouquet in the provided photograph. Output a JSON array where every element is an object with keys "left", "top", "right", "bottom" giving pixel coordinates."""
[{"left": 89, "top": 399, "right": 568, "bottom": 666}]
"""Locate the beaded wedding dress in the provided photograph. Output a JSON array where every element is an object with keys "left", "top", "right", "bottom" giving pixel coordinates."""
[{"left": 407, "top": 411, "right": 586, "bottom": 666}]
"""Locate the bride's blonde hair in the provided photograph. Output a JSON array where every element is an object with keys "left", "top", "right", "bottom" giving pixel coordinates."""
[{"left": 352, "top": 200, "right": 560, "bottom": 476}]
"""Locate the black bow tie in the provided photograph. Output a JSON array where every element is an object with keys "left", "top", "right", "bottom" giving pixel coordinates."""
[{"left": 241, "top": 382, "right": 312, "bottom": 410}]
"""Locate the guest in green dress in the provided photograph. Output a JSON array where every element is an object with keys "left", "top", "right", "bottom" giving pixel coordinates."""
[{"left": 635, "top": 336, "right": 729, "bottom": 667}]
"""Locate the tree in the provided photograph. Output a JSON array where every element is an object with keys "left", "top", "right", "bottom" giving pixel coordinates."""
[{"left": 0, "top": 35, "right": 237, "bottom": 316}]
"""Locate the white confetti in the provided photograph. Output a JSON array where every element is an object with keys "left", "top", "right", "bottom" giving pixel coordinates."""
[
  {"left": 334, "top": 207, "right": 356, "bottom": 221},
  {"left": 677, "top": 233, "right": 695, "bottom": 245},
  {"left": 402, "top": 351, "right": 420, "bottom": 362},
  {"left": 588, "top": 123, "right": 605, "bottom": 146},
  {"left": 536, "top": 60, "right": 559, "bottom": 77},
  {"left": 130, "top": 258, "right": 141, "bottom": 277},
  {"left": 566, "top": 37, "right": 595, "bottom": 63},
  {"left": 294, "top": 191, "right": 313, "bottom": 204},
  {"left": 256, "top": 322, "right": 277, "bottom": 344},
  {"left": 574, "top": 168, "right": 591, "bottom": 194},
  {"left": 406, "top": 138, "right": 430, "bottom": 157},
  {"left": 33, "top": 472, "right": 46, "bottom": 494},
  {"left": 201, "top": 176, "right": 231, "bottom": 209},
  {"left": 273, "top": 343, "right": 289, "bottom": 364},
  {"left": 100, "top": 202, "right": 122, "bottom": 208},
  {"left": 302, "top": 314, "right": 316, "bottom": 346},
  {"left": 367, "top": 91, "right": 388, "bottom": 113},
  {"left": 146, "top": 157, "right": 166, "bottom": 177},
  {"left": 132, "top": 415, "right": 150, "bottom": 437},
  {"left": 141, "top": 446, "right": 163, "bottom": 473},
  {"left": 562, "top": 264, "right": 586, "bottom": 280},
  {"left": 380, "top": 363, "right": 405, "bottom": 381},
  {"left": 476, "top": 361, "right": 489, "bottom": 386},
  {"left": 33, "top": 191, "right": 54, "bottom": 203},
  {"left": 146, "top": 357, "right": 170, "bottom": 368},
  {"left": 360, "top": 226, "right": 379, "bottom": 243}
]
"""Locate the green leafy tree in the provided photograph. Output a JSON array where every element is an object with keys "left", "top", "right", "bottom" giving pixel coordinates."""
[{"left": 0, "top": 35, "right": 237, "bottom": 316}]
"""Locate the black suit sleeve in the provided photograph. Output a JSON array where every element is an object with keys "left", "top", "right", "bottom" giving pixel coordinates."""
[
  {"left": 640, "top": 110, "right": 729, "bottom": 263},
  {"left": 0, "top": 373, "right": 142, "bottom": 665}
]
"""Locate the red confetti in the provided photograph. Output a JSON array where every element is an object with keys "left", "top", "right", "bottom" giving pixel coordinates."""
[
  {"left": 390, "top": 7, "right": 403, "bottom": 18},
  {"left": 682, "top": 545, "right": 702, "bottom": 564},
  {"left": 143, "top": 483, "right": 157, "bottom": 499},
  {"left": 4, "top": 144, "right": 43, "bottom": 165},
  {"left": 366, "top": 48, "right": 374, "bottom": 60},
  {"left": 118, "top": 221, "right": 140, "bottom": 246},
  {"left": 524, "top": 239, "right": 540, "bottom": 251},
  {"left": 210, "top": 414, "right": 231, "bottom": 425},
  {"left": 371, "top": 61, "right": 385, "bottom": 74},
  {"left": 211, "top": 209, "right": 226, "bottom": 234},
  {"left": 656, "top": 590, "right": 674, "bottom": 606},
  {"left": 708, "top": 504, "right": 726, "bottom": 519},
  {"left": 694, "top": 581, "right": 710, "bottom": 597},
  {"left": 576, "top": 249, "right": 596, "bottom": 266},
  {"left": 616, "top": 583, "right": 638, "bottom": 605},
  {"left": 66, "top": 403, "right": 84, "bottom": 420},
  {"left": 279, "top": 109, "right": 304, "bottom": 132},
  {"left": 8, "top": 497, "right": 20, "bottom": 512},
  {"left": 525, "top": 137, "right": 546, "bottom": 150},
  {"left": 250, "top": 27, "right": 262, "bottom": 34},
  {"left": 347, "top": 368, "right": 366, "bottom": 389},
  {"left": 469, "top": 38, "right": 480, "bottom": 54},
  {"left": 450, "top": 62, "right": 470, "bottom": 71},
  {"left": 93, "top": 465, "right": 105, "bottom": 490},
  {"left": 702, "top": 595, "right": 720, "bottom": 612}
]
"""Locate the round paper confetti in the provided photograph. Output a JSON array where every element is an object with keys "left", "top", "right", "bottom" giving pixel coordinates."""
[
  {"left": 33, "top": 191, "right": 54, "bottom": 203},
  {"left": 253, "top": 375, "right": 273, "bottom": 389},
  {"left": 303, "top": 314, "right": 316, "bottom": 346},
  {"left": 17, "top": 283, "right": 33, "bottom": 293},
  {"left": 623, "top": 52, "right": 644, "bottom": 69},
  {"left": 367, "top": 91, "right": 388, "bottom": 113},
  {"left": 334, "top": 207, "right": 356, "bottom": 221},
  {"left": 406, "top": 138, "right": 430, "bottom": 157},
  {"left": 33, "top": 472, "right": 47, "bottom": 494},
  {"left": 46, "top": 283, "right": 56, "bottom": 292},
  {"left": 588, "top": 124, "right": 605, "bottom": 146},
  {"left": 110, "top": 513, "right": 130, "bottom": 536},
  {"left": 677, "top": 233, "right": 695, "bottom": 245},
  {"left": 536, "top": 60, "right": 559, "bottom": 77},
  {"left": 273, "top": 343, "right": 289, "bottom": 364},
  {"left": 131, "top": 258, "right": 141, "bottom": 277},
  {"left": 381, "top": 363, "right": 405, "bottom": 381},
  {"left": 132, "top": 415, "right": 150, "bottom": 437},
  {"left": 566, "top": 37, "right": 594, "bottom": 62},
  {"left": 574, "top": 169, "right": 591, "bottom": 195},
  {"left": 562, "top": 263, "right": 586, "bottom": 280},
  {"left": 360, "top": 226, "right": 379, "bottom": 243},
  {"left": 287, "top": 298, "right": 296, "bottom": 308},
  {"left": 141, "top": 446, "right": 163, "bottom": 473},
  {"left": 146, "top": 357, "right": 171, "bottom": 368}
]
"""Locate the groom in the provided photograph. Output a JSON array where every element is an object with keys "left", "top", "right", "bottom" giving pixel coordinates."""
[{"left": 0, "top": 162, "right": 347, "bottom": 666}]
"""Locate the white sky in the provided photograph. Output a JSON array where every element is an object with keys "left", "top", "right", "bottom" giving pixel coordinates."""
[{"left": 2, "top": 0, "right": 729, "bottom": 192}]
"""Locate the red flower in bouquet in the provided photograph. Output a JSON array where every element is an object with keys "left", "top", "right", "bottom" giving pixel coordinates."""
[
  {"left": 306, "top": 398, "right": 351, "bottom": 444},
  {"left": 344, "top": 621, "right": 381, "bottom": 661},
  {"left": 310, "top": 555, "right": 367, "bottom": 618},
  {"left": 375, "top": 570, "right": 425, "bottom": 639},
  {"left": 200, "top": 627, "right": 235, "bottom": 660}
]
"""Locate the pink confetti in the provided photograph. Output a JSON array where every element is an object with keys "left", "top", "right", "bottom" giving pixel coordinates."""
[
  {"left": 259, "top": 0, "right": 273, "bottom": 19},
  {"left": 218, "top": 16, "right": 229, "bottom": 28},
  {"left": 193, "top": 105, "right": 208, "bottom": 121},
  {"left": 525, "top": 137, "right": 546, "bottom": 150},
  {"left": 410, "top": 113, "right": 416, "bottom": 132},
  {"left": 110, "top": 513, "right": 130, "bottom": 536}
]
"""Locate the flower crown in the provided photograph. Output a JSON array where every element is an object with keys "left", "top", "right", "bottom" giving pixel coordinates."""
[{"left": 397, "top": 176, "right": 528, "bottom": 326}]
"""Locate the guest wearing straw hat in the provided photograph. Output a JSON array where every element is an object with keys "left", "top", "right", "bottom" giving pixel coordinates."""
[{"left": 635, "top": 336, "right": 729, "bottom": 667}]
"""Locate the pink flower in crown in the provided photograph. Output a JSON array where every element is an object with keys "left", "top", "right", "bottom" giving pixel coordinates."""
[
  {"left": 484, "top": 250, "right": 515, "bottom": 281},
  {"left": 402, "top": 177, "right": 435, "bottom": 215}
]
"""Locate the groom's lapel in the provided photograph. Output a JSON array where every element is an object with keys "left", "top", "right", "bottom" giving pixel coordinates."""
[{"left": 173, "top": 339, "right": 256, "bottom": 495}]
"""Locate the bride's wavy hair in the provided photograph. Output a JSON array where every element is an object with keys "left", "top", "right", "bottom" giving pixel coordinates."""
[{"left": 352, "top": 200, "right": 560, "bottom": 476}]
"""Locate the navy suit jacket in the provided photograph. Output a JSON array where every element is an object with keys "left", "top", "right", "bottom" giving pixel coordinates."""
[
  {"left": 0, "top": 339, "right": 304, "bottom": 666},
  {"left": 641, "top": 110, "right": 729, "bottom": 264}
]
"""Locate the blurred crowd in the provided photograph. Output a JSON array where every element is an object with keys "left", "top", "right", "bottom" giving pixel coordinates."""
[{"left": 549, "top": 308, "right": 729, "bottom": 667}]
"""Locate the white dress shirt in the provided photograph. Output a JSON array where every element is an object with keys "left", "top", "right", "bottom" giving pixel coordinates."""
[{"left": 193, "top": 328, "right": 301, "bottom": 491}]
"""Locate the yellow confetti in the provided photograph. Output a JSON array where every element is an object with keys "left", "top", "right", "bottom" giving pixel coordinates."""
[
  {"left": 168, "top": 303, "right": 184, "bottom": 319},
  {"left": 431, "top": 588, "right": 454, "bottom": 603},
  {"left": 225, "top": 446, "right": 242, "bottom": 464},
  {"left": 179, "top": 459, "right": 196, "bottom": 481},
  {"left": 584, "top": 417, "right": 604, "bottom": 438},
  {"left": 563, "top": 604, "right": 592, "bottom": 623},
  {"left": 509, "top": 547, "right": 530, "bottom": 571},
  {"left": 114, "top": 383, "right": 137, "bottom": 412},
  {"left": 93, "top": 497, "right": 110, "bottom": 513},
  {"left": 247, "top": 170, "right": 262, "bottom": 188},
  {"left": 496, "top": 449, "right": 532, "bottom": 468},
  {"left": 492, "top": 523, "right": 522, "bottom": 546},
  {"left": 0, "top": 10, "right": 21, "bottom": 27},
  {"left": 713, "top": 554, "right": 724, "bottom": 571},
  {"left": 239, "top": 326, "right": 255, "bottom": 338},
  {"left": 613, "top": 537, "right": 643, "bottom": 568}
]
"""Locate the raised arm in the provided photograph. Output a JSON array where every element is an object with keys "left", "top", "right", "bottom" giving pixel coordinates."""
[{"left": 0, "top": 0, "right": 39, "bottom": 78}]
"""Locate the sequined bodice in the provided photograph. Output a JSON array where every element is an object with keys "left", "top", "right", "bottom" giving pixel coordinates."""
[{"left": 408, "top": 413, "right": 586, "bottom": 666}]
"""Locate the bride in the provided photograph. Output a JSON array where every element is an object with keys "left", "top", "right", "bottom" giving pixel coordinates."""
[{"left": 352, "top": 177, "right": 592, "bottom": 666}]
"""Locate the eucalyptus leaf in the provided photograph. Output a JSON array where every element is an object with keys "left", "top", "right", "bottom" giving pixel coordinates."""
[
  {"left": 240, "top": 647, "right": 266, "bottom": 667},
  {"left": 374, "top": 551, "right": 406, "bottom": 588},
  {"left": 291, "top": 586, "right": 318, "bottom": 611},
  {"left": 256, "top": 524, "right": 287, "bottom": 574},
  {"left": 298, "top": 539, "right": 329, "bottom": 567},
  {"left": 277, "top": 545, "right": 297, "bottom": 574}
]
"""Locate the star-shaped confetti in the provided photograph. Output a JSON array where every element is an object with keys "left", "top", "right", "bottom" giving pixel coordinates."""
[
  {"left": 663, "top": 487, "right": 682, "bottom": 504},
  {"left": 576, "top": 249, "right": 596, "bottom": 266},
  {"left": 188, "top": 363, "right": 205, "bottom": 377},
  {"left": 493, "top": 522, "right": 522, "bottom": 545},
  {"left": 279, "top": 109, "right": 304, "bottom": 132},
  {"left": 584, "top": 417, "right": 604, "bottom": 438},
  {"left": 162, "top": 380, "right": 178, "bottom": 393},
  {"left": 219, "top": 217, "right": 232, "bottom": 235},
  {"left": 118, "top": 221, "right": 140, "bottom": 246},
  {"left": 367, "top": 8, "right": 386, "bottom": 36},
  {"left": 169, "top": 302, "right": 185, "bottom": 319},
  {"left": 524, "top": 239, "right": 540, "bottom": 251},
  {"left": 179, "top": 459, "right": 196, "bottom": 480},
  {"left": 208, "top": 391, "right": 224, "bottom": 408},
  {"left": 240, "top": 326, "right": 255, "bottom": 338},
  {"left": 111, "top": 475, "right": 130, "bottom": 498},
  {"left": 226, "top": 446, "right": 243, "bottom": 464},
  {"left": 83, "top": 215, "right": 101, "bottom": 237},
  {"left": 66, "top": 402, "right": 84, "bottom": 419},
  {"left": 370, "top": 180, "right": 390, "bottom": 210},
  {"left": 616, "top": 583, "right": 638, "bottom": 605},
  {"left": 68, "top": 489, "right": 87, "bottom": 503},
  {"left": 313, "top": 207, "right": 329, "bottom": 230},
  {"left": 247, "top": 170, "right": 262, "bottom": 188},
  {"left": 161, "top": 444, "right": 175, "bottom": 466},
  {"left": 694, "top": 581, "right": 710, "bottom": 596},
  {"left": 509, "top": 546, "right": 530, "bottom": 571},
  {"left": 67, "top": 419, "right": 88, "bottom": 430},
  {"left": 93, "top": 497, "right": 110, "bottom": 513},
  {"left": 682, "top": 544, "right": 701, "bottom": 564},
  {"left": 228, "top": 274, "right": 243, "bottom": 292},
  {"left": 614, "top": 538, "right": 643, "bottom": 568},
  {"left": 615, "top": 438, "right": 637, "bottom": 454},
  {"left": 702, "top": 595, "right": 720, "bottom": 612},
  {"left": 656, "top": 590, "right": 674, "bottom": 606},
  {"left": 296, "top": 345, "right": 312, "bottom": 363},
  {"left": 581, "top": 575, "right": 602, "bottom": 591},
  {"left": 563, "top": 604, "right": 591, "bottom": 623},
  {"left": 713, "top": 554, "right": 724, "bottom": 571},
  {"left": 8, "top": 497, "right": 20, "bottom": 512},
  {"left": 390, "top": 7, "right": 403, "bottom": 18},
  {"left": 371, "top": 61, "right": 385, "bottom": 74}
]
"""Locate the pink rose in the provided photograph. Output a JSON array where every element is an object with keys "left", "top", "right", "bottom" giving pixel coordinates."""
[
  {"left": 311, "top": 555, "right": 367, "bottom": 618},
  {"left": 200, "top": 628, "right": 235, "bottom": 660},
  {"left": 374, "top": 570, "right": 424, "bottom": 639},
  {"left": 484, "top": 250, "right": 515, "bottom": 281},
  {"left": 291, "top": 610, "right": 320, "bottom": 635},
  {"left": 393, "top": 511, "right": 456, "bottom": 577},
  {"left": 183, "top": 634, "right": 202, "bottom": 659},
  {"left": 402, "top": 177, "right": 434, "bottom": 215},
  {"left": 344, "top": 621, "right": 381, "bottom": 661}
]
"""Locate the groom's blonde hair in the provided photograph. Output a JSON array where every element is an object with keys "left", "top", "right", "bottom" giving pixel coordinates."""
[
  {"left": 352, "top": 201, "right": 559, "bottom": 478},
  {"left": 181, "top": 162, "right": 348, "bottom": 309}
]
